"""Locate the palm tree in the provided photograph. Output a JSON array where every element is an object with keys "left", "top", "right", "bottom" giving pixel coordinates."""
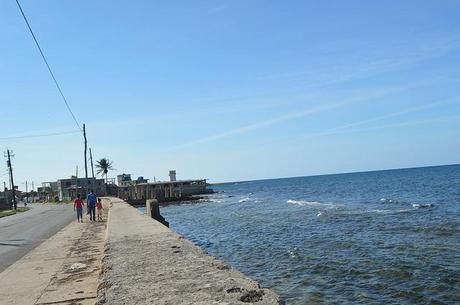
[{"left": 95, "top": 158, "right": 114, "bottom": 183}]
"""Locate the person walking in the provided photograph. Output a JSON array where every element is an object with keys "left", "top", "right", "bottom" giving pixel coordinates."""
[
  {"left": 96, "top": 198, "right": 104, "bottom": 221},
  {"left": 74, "top": 194, "right": 84, "bottom": 223},
  {"left": 87, "top": 190, "right": 97, "bottom": 221}
]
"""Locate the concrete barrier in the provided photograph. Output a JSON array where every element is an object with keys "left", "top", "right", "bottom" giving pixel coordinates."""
[
  {"left": 97, "top": 198, "right": 281, "bottom": 305},
  {"left": 146, "top": 199, "right": 169, "bottom": 227}
]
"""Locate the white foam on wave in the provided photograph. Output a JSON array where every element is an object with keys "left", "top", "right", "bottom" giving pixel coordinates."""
[
  {"left": 380, "top": 198, "right": 399, "bottom": 204},
  {"left": 372, "top": 208, "right": 413, "bottom": 214},
  {"left": 412, "top": 203, "right": 434, "bottom": 208},
  {"left": 287, "top": 199, "right": 337, "bottom": 208},
  {"left": 209, "top": 199, "right": 223, "bottom": 203},
  {"left": 287, "top": 247, "right": 298, "bottom": 258},
  {"left": 238, "top": 197, "right": 251, "bottom": 203}
]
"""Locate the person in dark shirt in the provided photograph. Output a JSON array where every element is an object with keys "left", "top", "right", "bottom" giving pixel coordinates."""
[{"left": 87, "top": 190, "right": 97, "bottom": 221}]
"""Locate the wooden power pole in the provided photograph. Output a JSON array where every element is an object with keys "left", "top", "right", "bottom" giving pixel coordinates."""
[
  {"left": 89, "top": 148, "right": 95, "bottom": 178},
  {"left": 4, "top": 149, "right": 17, "bottom": 210},
  {"left": 83, "top": 123, "right": 88, "bottom": 196},
  {"left": 83, "top": 124, "right": 88, "bottom": 179}
]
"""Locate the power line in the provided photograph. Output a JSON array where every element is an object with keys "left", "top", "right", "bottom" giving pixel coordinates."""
[
  {"left": 0, "top": 130, "right": 80, "bottom": 140},
  {"left": 14, "top": 0, "right": 82, "bottom": 131}
]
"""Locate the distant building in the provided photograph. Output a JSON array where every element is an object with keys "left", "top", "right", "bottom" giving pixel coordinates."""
[
  {"left": 0, "top": 186, "right": 21, "bottom": 209},
  {"left": 135, "top": 176, "right": 149, "bottom": 184},
  {"left": 169, "top": 170, "right": 176, "bottom": 182},
  {"left": 37, "top": 182, "right": 59, "bottom": 202},
  {"left": 117, "top": 173, "right": 132, "bottom": 186},
  {"left": 0, "top": 188, "right": 13, "bottom": 210},
  {"left": 117, "top": 173, "right": 148, "bottom": 186},
  {"left": 117, "top": 170, "right": 212, "bottom": 203},
  {"left": 57, "top": 177, "right": 106, "bottom": 201},
  {"left": 118, "top": 179, "right": 211, "bottom": 203}
]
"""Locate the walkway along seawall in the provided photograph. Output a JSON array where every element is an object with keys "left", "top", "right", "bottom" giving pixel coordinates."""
[{"left": 97, "top": 198, "right": 281, "bottom": 305}]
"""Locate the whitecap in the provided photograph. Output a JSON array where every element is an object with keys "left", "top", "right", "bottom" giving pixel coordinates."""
[
  {"left": 287, "top": 247, "right": 298, "bottom": 258},
  {"left": 209, "top": 199, "right": 223, "bottom": 203},
  {"left": 412, "top": 203, "right": 434, "bottom": 209},
  {"left": 287, "top": 199, "right": 337, "bottom": 208},
  {"left": 238, "top": 197, "right": 251, "bottom": 203},
  {"left": 380, "top": 198, "right": 398, "bottom": 204}
]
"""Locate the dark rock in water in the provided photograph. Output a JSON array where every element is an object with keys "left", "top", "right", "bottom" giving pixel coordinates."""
[{"left": 240, "top": 290, "right": 265, "bottom": 302}]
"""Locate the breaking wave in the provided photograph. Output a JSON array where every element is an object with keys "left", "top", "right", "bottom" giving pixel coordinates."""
[
  {"left": 287, "top": 199, "right": 338, "bottom": 208},
  {"left": 238, "top": 197, "right": 251, "bottom": 203},
  {"left": 412, "top": 203, "right": 434, "bottom": 208}
]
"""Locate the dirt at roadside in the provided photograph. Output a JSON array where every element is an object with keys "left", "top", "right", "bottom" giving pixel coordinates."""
[
  {"left": 0, "top": 199, "right": 110, "bottom": 305},
  {"left": 34, "top": 199, "right": 110, "bottom": 305}
]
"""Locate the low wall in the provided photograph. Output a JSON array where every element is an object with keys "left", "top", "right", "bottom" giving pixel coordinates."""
[
  {"left": 0, "top": 197, "right": 10, "bottom": 210},
  {"left": 97, "top": 198, "right": 281, "bottom": 305}
]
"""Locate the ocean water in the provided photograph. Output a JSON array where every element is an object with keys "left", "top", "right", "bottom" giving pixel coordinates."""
[{"left": 159, "top": 165, "right": 460, "bottom": 304}]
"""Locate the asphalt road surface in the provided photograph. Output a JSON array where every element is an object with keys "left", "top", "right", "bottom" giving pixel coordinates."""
[{"left": 0, "top": 203, "right": 74, "bottom": 272}]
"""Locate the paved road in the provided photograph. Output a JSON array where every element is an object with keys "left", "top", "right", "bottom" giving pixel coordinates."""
[{"left": 0, "top": 204, "right": 74, "bottom": 272}]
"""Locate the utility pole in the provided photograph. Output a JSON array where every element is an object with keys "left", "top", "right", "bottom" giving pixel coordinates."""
[
  {"left": 4, "top": 149, "right": 17, "bottom": 210},
  {"left": 83, "top": 124, "right": 88, "bottom": 179},
  {"left": 89, "top": 148, "right": 95, "bottom": 178},
  {"left": 83, "top": 123, "right": 88, "bottom": 196},
  {"left": 25, "top": 180, "right": 28, "bottom": 206}
]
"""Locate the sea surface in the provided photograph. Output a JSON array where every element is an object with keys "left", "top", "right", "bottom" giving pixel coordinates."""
[{"left": 156, "top": 165, "right": 460, "bottom": 304}]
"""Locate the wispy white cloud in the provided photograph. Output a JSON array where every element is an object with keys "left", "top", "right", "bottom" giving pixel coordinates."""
[
  {"left": 169, "top": 102, "right": 347, "bottom": 150},
  {"left": 163, "top": 82, "right": 446, "bottom": 150},
  {"left": 208, "top": 4, "right": 228, "bottom": 13},
  {"left": 298, "top": 98, "right": 459, "bottom": 140},
  {"left": 343, "top": 114, "right": 460, "bottom": 133},
  {"left": 260, "top": 34, "right": 460, "bottom": 87}
]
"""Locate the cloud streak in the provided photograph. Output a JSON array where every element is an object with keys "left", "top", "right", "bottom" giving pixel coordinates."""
[
  {"left": 260, "top": 34, "right": 460, "bottom": 89},
  {"left": 298, "top": 98, "right": 459, "bottom": 140},
  {"left": 170, "top": 102, "right": 347, "bottom": 150},
  {"left": 164, "top": 82, "right": 446, "bottom": 150}
]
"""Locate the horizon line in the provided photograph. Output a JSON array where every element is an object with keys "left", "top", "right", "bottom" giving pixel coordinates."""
[{"left": 210, "top": 162, "right": 460, "bottom": 185}]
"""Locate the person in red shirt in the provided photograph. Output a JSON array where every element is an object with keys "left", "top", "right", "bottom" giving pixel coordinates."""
[
  {"left": 96, "top": 198, "right": 104, "bottom": 221},
  {"left": 74, "top": 194, "right": 84, "bottom": 223}
]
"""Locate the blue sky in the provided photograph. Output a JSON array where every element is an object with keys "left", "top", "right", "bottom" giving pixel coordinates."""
[{"left": 1, "top": 0, "right": 459, "bottom": 188}]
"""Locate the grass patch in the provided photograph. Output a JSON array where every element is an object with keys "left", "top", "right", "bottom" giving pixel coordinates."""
[{"left": 0, "top": 207, "right": 30, "bottom": 218}]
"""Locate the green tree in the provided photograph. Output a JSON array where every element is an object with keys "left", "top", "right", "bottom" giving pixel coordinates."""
[{"left": 95, "top": 158, "right": 114, "bottom": 183}]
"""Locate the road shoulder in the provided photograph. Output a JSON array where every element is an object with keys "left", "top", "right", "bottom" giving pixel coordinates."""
[{"left": 0, "top": 200, "right": 109, "bottom": 305}]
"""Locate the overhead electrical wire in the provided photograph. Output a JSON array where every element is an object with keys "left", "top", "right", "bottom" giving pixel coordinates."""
[
  {"left": 14, "top": 0, "right": 82, "bottom": 131},
  {"left": 0, "top": 130, "right": 80, "bottom": 140}
]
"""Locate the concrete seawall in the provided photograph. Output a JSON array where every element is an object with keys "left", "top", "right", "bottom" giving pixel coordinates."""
[{"left": 97, "top": 198, "right": 281, "bottom": 305}]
